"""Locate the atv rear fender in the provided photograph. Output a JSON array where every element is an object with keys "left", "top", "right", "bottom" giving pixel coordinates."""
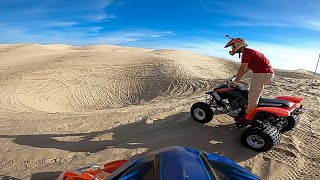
[{"left": 245, "top": 96, "right": 304, "bottom": 121}]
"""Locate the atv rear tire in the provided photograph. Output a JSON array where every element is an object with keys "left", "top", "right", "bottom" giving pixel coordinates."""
[
  {"left": 191, "top": 102, "right": 213, "bottom": 124},
  {"left": 281, "top": 115, "right": 300, "bottom": 132},
  {"left": 241, "top": 125, "right": 281, "bottom": 152}
]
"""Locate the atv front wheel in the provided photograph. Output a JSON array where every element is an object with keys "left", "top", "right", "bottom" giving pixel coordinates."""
[
  {"left": 281, "top": 115, "right": 300, "bottom": 132},
  {"left": 241, "top": 125, "right": 281, "bottom": 152},
  {"left": 191, "top": 102, "right": 213, "bottom": 124}
]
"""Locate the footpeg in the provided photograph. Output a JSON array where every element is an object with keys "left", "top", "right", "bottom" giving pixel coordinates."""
[{"left": 235, "top": 122, "right": 249, "bottom": 128}]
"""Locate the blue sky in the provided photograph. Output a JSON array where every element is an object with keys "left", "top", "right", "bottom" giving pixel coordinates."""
[{"left": 0, "top": 0, "right": 319, "bottom": 72}]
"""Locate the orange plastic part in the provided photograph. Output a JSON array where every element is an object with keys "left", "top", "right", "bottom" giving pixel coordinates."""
[
  {"left": 59, "top": 159, "right": 128, "bottom": 180},
  {"left": 104, "top": 160, "right": 128, "bottom": 173},
  {"left": 245, "top": 96, "right": 304, "bottom": 121}
]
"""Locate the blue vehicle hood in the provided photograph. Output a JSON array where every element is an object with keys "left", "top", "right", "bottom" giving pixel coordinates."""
[{"left": 108, "top": 146, "right": 260, "bottom": 180}]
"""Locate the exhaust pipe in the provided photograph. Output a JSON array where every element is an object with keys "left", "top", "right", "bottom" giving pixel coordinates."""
[{"left": 293, "top": 108, "right": 306, "bottom": 115}]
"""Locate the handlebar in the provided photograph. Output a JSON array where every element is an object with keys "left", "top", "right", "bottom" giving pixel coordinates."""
[{"left": 226, "top": 75, "right": 242, "bottom": 88}]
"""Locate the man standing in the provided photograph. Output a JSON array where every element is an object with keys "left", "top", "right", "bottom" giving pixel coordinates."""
[{"left": 224, "top": 36, "right": 274, "bottom": 118}]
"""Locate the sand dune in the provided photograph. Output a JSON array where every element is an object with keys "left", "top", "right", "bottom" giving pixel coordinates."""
[{"left": 0, "top": 44, "right": 319, "bottom": 179}]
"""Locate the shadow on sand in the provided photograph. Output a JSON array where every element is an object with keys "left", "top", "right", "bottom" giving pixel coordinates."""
[
  {"left": 31, "top": 171, "right": 62, "bottom": 180},
  {"left": 0, "top": 175, "right": 20, "bottom": 180},
  {"left": 1, "top": 112, "right": 258, "bottom": 179}
]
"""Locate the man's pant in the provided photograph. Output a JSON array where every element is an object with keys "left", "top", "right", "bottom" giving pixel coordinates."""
[{"left": 247, "top": 73, "right": 274, "bottom": 112}]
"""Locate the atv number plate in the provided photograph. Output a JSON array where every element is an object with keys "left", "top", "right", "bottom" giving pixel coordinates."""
[{"left": 212, "top": 92, "right": 221, "bottom": 101}]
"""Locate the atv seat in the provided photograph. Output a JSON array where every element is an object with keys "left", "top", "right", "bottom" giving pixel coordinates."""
[{"left": 258, "top": 98, "right": 294, "bottom": 108}]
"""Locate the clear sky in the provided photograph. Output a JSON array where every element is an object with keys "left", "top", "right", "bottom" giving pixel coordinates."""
[{"left": 1, "top": 0, "right": 319, "bottom": 72}]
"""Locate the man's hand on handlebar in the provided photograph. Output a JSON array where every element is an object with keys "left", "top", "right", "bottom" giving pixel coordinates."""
[
  {"left": 227, "top": 75, "right": 238, "bottom": 87},
  {"left": 228, "top": 81, "right": 238, "bottom": 87}
]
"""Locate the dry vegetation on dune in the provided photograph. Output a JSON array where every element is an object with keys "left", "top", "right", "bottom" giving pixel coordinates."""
[{"left": 0, "top": 44, "right": 319, "bottom": 179}]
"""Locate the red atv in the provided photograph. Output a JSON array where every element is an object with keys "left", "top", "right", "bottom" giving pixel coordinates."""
[{"left": 191, "top": 76, "right": 305, "bottom": 152}]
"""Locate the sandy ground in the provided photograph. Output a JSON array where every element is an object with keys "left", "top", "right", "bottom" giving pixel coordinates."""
[{"left": 0, "top": 44, "right": 319, "bottom": 180}]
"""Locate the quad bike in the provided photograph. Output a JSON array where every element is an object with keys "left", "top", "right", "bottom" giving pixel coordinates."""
[{"left": 191, "top": 76, "right": 306, "bottom": 152}]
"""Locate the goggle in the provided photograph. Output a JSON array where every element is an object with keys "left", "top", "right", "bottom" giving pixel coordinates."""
[{"left": 231, "top": 45, "right": 237, "bottom": 51}]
